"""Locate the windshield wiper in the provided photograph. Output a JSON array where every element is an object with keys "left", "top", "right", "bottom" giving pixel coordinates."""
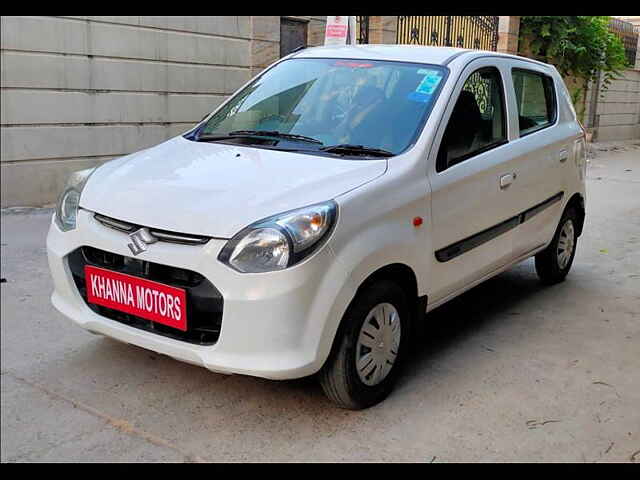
[
  {"left": 197, "top": 130, "right": 322, "bottom": 145},
  {"left": 230, "top": 130, "right": 323, "bottom": 144},
  {"left": 319, "top": 144, "right": 394, "bottom": 157}
]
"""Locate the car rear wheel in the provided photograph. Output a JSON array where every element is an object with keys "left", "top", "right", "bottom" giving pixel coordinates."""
[
  {"left": 319, "top": 280, "right": 410, "bottom": 410},
  {"left": 535, "top": 206, "right": 579, "bottom": 284}
]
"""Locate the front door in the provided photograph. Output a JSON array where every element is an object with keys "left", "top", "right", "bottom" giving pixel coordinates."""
[{"left": 427, "top": 58, "right": 521, "bottom": 303}]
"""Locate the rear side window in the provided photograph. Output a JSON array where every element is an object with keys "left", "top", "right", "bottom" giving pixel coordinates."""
[
  {"left": 512, "top": 69, "right": 557, "bottom": 136},
  {"left": 436, "top": 67, "right": 507, "bottom": 171}
]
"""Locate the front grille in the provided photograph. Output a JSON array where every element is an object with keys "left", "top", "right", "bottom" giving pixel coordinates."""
[
  {"left": 93, "top": 213, "right": 211, "bottom": 246},
  {"left": 68, "top": 246, "right": 223, "bottom": 345}
]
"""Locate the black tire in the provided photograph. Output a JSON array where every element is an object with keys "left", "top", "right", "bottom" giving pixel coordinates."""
[
  {"left": 535, "top": 206, "right": 579, "bottom": 285},
  {"left": 318, "top": 280, "right": 411, "bottom": 410}
]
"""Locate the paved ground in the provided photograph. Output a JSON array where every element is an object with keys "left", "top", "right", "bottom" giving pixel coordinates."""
[{"left": 1, "top": 142, "right": 639, "bottom": 462}]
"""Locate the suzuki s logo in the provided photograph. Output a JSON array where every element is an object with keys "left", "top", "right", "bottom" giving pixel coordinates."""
[{"left": 127, "top": 228, "right": 157, "bottom": 256}]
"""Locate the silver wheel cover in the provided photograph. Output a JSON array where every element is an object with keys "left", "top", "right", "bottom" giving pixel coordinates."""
[
  {"left": 557, "top": 219, "right": 575, "bottom": 270},
  {"left": 355, "top": 302, "right": 401, "bottom": 386}
]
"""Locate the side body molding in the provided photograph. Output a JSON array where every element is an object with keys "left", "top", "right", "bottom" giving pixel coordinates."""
[{"left": 435, "top": 192, "right": 564, "bottom": 262}]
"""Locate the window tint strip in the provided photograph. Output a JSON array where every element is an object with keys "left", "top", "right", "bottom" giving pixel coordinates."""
[{"left": 435, "top": 192, "right": 564, "bottom": 262}]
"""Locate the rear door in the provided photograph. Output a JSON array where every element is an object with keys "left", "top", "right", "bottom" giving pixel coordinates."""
[
  {"left": 427, "top": 57, "right": 523, "bottom": 303},
  {"left": 504, "top": 62, "right": 577, "bottom": 256}
]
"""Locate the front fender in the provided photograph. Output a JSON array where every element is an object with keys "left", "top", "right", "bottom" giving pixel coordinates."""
[{"left": 305, "top": 169, "right": 432, "bottom": 373}]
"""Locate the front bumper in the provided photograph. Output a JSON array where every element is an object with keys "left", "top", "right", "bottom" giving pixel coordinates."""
[{"left": 46, "top": 209, "right": 339, "bottom": 379}]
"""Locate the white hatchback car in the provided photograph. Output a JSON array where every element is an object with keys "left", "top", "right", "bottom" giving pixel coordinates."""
[{"left": 47, "top": 45, "right": 587, "bottom": 409}]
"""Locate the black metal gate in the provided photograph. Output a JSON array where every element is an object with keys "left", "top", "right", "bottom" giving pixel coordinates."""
[
  {"left": 608, "top": 18, "right": 638, "bottom": 67},
  {"left": 356, "top": 16, "right": 370, "bottom": 44},
  {"left": 397, "top": 16, "right": 499, "bottom": 51}
]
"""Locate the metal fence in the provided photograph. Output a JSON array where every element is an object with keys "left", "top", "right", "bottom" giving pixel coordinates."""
[
  {"left": 356, "top": 16, "right": 370, "bottom": 44},
  {"left": 396, "top": 16, "right": 499, "bottom": 51},
  {"left": 608, "top": 18, "right": 638, "bottom": 67}
]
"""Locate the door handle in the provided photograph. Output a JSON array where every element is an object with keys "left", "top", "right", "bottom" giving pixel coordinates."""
[
  {"left": 558, "top": 149, "right": 568, "bottom": 163},
  {"left": 500, "top": 173, "right": 516, "bottom": 189}
]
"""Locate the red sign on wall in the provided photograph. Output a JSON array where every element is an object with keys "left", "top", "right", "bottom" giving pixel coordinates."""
[{"left": 325, "top": 16, "right": 353, "bottom": 45}]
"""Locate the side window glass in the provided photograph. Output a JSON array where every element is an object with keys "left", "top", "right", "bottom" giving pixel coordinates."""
[
  {"left": 512, "top": 69, "right": 556, "bottom": 136},
  {"left": 437, "top": 67, "right": 506, "bottom": 171}
]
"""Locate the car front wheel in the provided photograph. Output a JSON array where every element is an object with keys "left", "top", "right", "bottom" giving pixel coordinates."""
[{"left": 319, "top": 280, "right": 410, "bottom": 409}]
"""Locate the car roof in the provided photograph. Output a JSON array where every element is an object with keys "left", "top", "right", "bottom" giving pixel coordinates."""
[
  {"left": 292, "top": 44, "right": 553, "bottom": 71},
  {"left": 293, "top": 44, "right": 467, "bottom": 65}
]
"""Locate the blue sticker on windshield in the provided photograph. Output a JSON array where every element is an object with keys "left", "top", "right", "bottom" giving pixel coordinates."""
[
  {"left": 407, "top": 91, "right": 431, "bottom": 103},
  {"left": 408, "top": 70, "right": 443, "bottom": 103},
  {"left": 416, "top": 70, "right": 443, "bottom": 95}
]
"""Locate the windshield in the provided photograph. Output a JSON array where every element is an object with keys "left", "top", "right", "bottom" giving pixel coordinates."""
[{"left": 192, "top": 57, "right": 448, "bottom": 157}]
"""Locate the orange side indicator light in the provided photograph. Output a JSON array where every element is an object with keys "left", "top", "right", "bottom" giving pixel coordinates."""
[
  {"left": 310, "top": 213, "right": 324, "bottom": 231},
  {"left": 413, "top": 217, "right": 423, "bottom": 227}
]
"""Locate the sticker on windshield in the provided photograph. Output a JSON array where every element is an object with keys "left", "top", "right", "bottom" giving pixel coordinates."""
[
  {"left": 415, "top": 71, "right": 443, "bottom": 95},
  {"left": 408, "top": 70, "right": 443, "bottom": 103}
]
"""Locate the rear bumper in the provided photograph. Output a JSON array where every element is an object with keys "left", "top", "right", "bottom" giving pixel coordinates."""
[{"left": 46, "top": 209, "right": 340, "bottom": 380}]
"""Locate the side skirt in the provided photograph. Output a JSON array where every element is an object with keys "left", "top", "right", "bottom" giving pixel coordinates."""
[{"left": 425, "top": 242, "right": 547, "bottom": 313}]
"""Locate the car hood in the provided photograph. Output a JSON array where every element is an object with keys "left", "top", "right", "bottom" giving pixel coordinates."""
[{"left": 80, "top": 136, "right": 387, "bottom": 238}]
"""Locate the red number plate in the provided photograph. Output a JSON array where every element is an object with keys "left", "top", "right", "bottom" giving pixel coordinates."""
[{"left": 84, "top": 265, "right": 187, "bottom": 331}]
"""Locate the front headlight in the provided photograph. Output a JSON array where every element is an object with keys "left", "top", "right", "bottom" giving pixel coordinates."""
[
  {"left": 54, "top": 168, "right": 95, "bottom": 232},
  {"left": 218, "top": 201, "right": 338, "bottom": 273}
]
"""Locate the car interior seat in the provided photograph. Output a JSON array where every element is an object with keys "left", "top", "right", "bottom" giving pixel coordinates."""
[{"left": 437, "top": 90, "right": 482, "bottom": 168}]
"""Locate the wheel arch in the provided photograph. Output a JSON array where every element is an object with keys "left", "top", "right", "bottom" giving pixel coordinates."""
[
  {"left": 356, "top": 263, "right": 418, "bottom": 300},
  {"left": 321, "top": 262, "right": 425, "bottom": 370},
  {"left": 565, "top": 192, "right": 585, "bottom": 237}
]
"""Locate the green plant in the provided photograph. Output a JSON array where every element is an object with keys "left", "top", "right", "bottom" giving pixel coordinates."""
[
  {"left": 570, "top": 85, "right": 587, "bottom": 123},
  {"left": 519, "top": 16, "right": 629, "bottom": 107}
]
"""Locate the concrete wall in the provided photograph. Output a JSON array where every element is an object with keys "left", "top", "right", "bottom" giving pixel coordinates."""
[
  {"left": 497, "top": 16, "right": 520, "bottom": 55},
  {"left": 584, "top": 69, "right": 640, "bottom": 142},
  {"left": 369, "top": 16, "right": 397, "bottom": 44},
  {"left": 1, "top": 15, "right": 326, "bottom": 207}
]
